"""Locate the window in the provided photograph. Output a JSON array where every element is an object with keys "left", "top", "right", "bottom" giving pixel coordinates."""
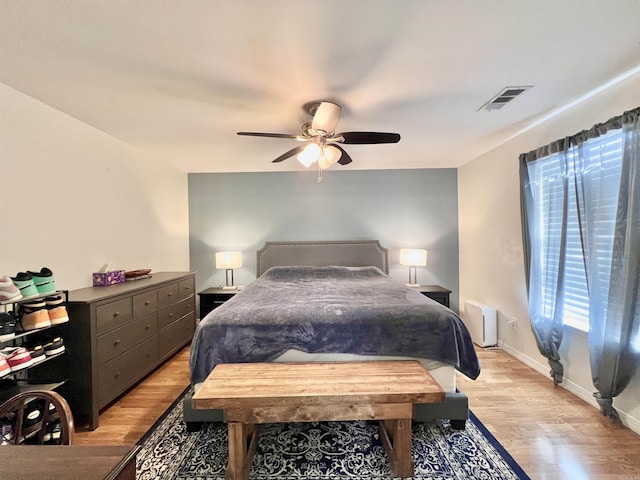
[{"left": 526, "top": 129, "right": 623, "bottom": 332}]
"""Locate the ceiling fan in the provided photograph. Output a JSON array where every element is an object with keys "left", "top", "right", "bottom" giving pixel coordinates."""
[{"left": 237, "top": 101, "right": 401, "bottom": 170}]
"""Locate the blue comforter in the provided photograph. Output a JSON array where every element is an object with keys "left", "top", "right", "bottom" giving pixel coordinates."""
[{"left": 190, "top": 266, "right": 480, "bottom": 384}]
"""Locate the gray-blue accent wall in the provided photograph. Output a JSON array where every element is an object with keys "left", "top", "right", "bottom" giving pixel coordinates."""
[{"left": 188, "top": 169, "right": 460, "bottom": 312}]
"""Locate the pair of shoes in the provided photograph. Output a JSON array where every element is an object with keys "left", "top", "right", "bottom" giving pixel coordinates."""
[
  {"left": 43, "top": 420, "right": 61, "bottom": 443},
  {"left": 43, "top": 337, "right": 65, "bottom": 356},
  {"left": 0, "top": 418, "right": 14, "bottom": 445},
  {"left": 20, "top": 300, "right": 51, "bottom": 330},
  {"left": 22, "top": 400, "right": 45, "bottom": 441},
  {"left": 9, "top": 272, "right": 39, "bottom": 299},
  {"left": 0, "top": 276, "right": 22, "bottom": 302},
  {"left": 27, "top": 337, "right": 65, "bottom": 356},
  {"left": 26, "top": 343, "right": 46, "bottom": 364},
  {"left": 10, "top": 268, "right": 56, "bottom": 298},
  {"left": 0, "top": 357, "right": 11, "bottom": 378},
  {"left": 0, "top": 312, "right": 16, "bottom": 342},
  {"left": 23, "top": 336, "right": 65, "bottom": 361},
  {"left": 19, "top": 295, "right": 68, "bottom": 330},
  {"left": 0, "top": 346, "right": 33, "bottom": 371},
  {"left": 28, "top": 268, "right": 56, "bottom": 295},
  {"left": 44, "top": 295, "right": 69, "bottom": 325}
]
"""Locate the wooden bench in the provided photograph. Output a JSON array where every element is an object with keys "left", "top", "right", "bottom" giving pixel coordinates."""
[{"left": 192, "top": 360, "right": 445, "bottom": 480}]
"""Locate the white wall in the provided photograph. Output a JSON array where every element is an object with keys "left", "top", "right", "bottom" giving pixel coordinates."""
[
  {"left": 0, "top": 83, "right": 190, "bottom": 291},
  {"left": 458, "top": 73, "right": 640, "bottom": 433}
]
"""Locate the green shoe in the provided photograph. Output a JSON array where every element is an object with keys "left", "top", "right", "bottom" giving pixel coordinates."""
[
  {"left": 10, "top": 273, "right": 39, "bottom": 299},
  {"left": 27, "top": 268, "right": 56, "bottom": 294}
]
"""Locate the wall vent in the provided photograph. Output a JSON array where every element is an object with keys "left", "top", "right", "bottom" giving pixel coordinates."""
[{"left": 477, "top": 85, "right": 533, "bottom": 111}]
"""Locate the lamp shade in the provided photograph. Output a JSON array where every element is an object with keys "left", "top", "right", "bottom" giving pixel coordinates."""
[
  {"left": 297, "top": 143, "right": 321, "bottom": 167},
  {"left": 215, "top": 251, "right": 242, "bottom": 269},
  {"left": 400, "top": 249, "right": 427, "bottom": 267},
  {"left": 311, "top": 102, "right": 341, "bottom": 133}
]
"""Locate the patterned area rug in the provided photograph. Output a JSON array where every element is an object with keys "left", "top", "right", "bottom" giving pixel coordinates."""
[{"left": 137, "top": 389, "right": 530, "bottom": 480}]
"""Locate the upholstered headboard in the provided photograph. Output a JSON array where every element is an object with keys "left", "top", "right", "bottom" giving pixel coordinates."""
[{"left": 256, "top": 240, "right": 389, "bottom": 277}]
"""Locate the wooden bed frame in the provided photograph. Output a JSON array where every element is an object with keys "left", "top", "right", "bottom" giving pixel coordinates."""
[{"left": 183, "top": 240, "right": 469, "bottom": 430}]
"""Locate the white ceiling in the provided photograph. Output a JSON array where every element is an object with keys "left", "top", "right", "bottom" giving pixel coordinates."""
[{"left": 2, "top": 1, "right": 640, "bottom": 173}]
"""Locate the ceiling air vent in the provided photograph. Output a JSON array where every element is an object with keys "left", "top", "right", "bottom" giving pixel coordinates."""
[{"left": 477, "top": 85, "right": 533, "bottom": 111}]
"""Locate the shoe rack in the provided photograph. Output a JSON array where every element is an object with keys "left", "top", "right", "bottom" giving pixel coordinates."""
[{"left": 0, "top": 290, "right": 70, "bottom": 398}]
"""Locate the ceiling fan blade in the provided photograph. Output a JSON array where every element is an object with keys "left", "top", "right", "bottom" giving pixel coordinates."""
[
  {"left": 332, "top": 144, "right": 353, "bottom": 165},
  {"left": 339, "top": 132, "right": 401, "bottom": 144},
  {"left": 237, "top": 132, "right": 298, "bottom": 139},
  {"left": 272, "top": 145, "right": 307, "bottom": 163},
  {"left": 311, "top": 102, "right": 342, "bottom": 133}
]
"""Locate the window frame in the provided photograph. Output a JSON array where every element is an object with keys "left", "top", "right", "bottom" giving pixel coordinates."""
[{"left": 525, "top": 128, "right": 624, "bottom": 333}]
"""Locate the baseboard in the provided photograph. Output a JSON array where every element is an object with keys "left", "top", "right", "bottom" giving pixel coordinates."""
[{"left": 500, "top": 343, "right": 640, "bottom": 436}]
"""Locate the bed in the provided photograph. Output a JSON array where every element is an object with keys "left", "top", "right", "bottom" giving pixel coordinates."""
[{"left": 183, "top": 240, "right": 480, "bottom": 430}]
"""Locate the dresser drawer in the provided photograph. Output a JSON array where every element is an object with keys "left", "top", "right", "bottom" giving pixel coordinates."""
[
  {"left": 157, "top": 296, "right": 194, "bottom": 330},
  {"left": 133, "top": 290, "right": 158, "bottom": 318},
  {"left": 179, "top": 278, "right": 195, "bottom": 299},
  {"left": 98, "top": 335, "right": 159, "bottom": 406},
  {"left": 96, "top": 298, "right": 133, "bottom": 335},
  {"left": 424, "top": 292, "right": 449, "bottom": 307},
  {"left": 158, "top": 282, "right": 179, "bottom": 307},
  {"left": 178, "top": 295, "right": 195, "bottom": 318},
  {"left": 158, "top": 312, "right": 195, "bottom": 359},
  {"left": 97, "top": 313, "right": 158, "bottom": 365}
]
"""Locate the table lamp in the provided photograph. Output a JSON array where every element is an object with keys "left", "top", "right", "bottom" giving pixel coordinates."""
[
  {"left": 400, "top": 248, "right": 427, "bottom": 287},
  {"left": 215, "top": 251, "right": 242, "bottom": 290}
]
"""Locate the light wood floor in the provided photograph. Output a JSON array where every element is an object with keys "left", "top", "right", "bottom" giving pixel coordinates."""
[{"left": 74, "top": 346, "right": 640, "bottom": 480}]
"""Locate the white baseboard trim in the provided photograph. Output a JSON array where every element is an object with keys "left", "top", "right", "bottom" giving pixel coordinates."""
[{"left": 500, "top": 343, "right": 640, "bottom": 436}]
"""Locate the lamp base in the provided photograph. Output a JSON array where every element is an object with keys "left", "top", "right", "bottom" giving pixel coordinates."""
[
  {"left": 222, "top": 285, "right": 238, "bottom": 291},
  {"left": 406, "top": 283, "right": 420, "bottom": 287}
]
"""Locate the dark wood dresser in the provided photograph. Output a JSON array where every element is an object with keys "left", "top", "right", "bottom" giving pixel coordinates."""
[{"left": 62, "top": 272, "right": 195, "bottom": 430}]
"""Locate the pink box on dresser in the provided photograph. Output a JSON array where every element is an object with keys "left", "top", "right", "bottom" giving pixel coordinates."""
[{"left": 92, "top": 270, "right": 126, "bottom": 286}]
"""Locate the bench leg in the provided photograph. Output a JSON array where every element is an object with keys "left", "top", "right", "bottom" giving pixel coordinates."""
[
  {"left": 226, "top": 422, "right": 257, "bottom": 480},
  {"left": 379, "top": 418, "right": 414, "bottom": 478}
]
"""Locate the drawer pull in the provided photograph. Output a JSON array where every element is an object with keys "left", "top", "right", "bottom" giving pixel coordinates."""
[
  {"left": 167, "top": 292, "right": 173, "bottom": 297},
  {"left": 146, "top": 324, "right": 151, "bottom": 330},
  {"left": 115, "top": 371, "right": 121, "bottom": 379},
  {"left": 145, "top": 300, "right": 151, "bottom": 306},
  {"left": 113, "top": 312, "right": 120, "bottom": 318},
  {"left": 114, "top": 339, "right": 121, "bottom": 346},
  {"left": 169, "top": 313, "right": 174, "bottom": 318}
]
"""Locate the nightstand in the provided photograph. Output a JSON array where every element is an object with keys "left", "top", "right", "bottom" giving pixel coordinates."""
[
  {"left": 198, "top": 287, "right": 239, "bottom": 319},
  {"left": 413, "top": 285, "right": 451, "bottom": 307}
]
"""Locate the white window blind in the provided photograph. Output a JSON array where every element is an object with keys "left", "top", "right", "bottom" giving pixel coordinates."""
[{"left": 527, "top": 129, "right": 623, "bottom": 332}]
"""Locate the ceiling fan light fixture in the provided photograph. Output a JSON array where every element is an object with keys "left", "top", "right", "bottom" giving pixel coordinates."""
[
  {"left": 324, "top": 145, "right": 342, "bottom": 165},
  {"left": 311, "top": 101, "right": 342, "bottom": 133},
  {"left": 297, "top": 142, "right": 321, "bottom": 167},
  {"left": 318, "top": 155, "right": 332, "bottom": 170},
  {"left": 238, "top": 101, "right": 400, "bottom": 175}
]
